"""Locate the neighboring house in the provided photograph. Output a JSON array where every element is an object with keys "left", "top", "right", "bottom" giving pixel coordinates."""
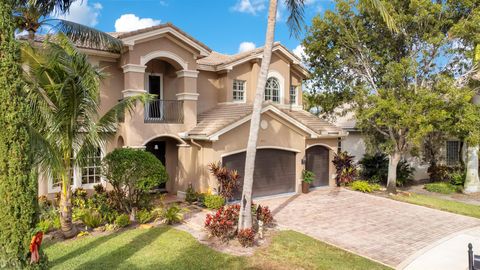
[
  {"left": 37, "top": 23, "right": 347, "bottom": 199},
  {"left": 332, "top": 110, "right": 466, "bottom": 181}
]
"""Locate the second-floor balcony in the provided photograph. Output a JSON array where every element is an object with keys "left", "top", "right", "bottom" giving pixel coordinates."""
[{"left": 144, "top": 99, "right": 184, "bottom": 124}]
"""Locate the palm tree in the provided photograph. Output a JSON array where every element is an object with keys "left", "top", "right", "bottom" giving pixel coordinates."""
[
  {"left": 238, "top": 0, "right": 305, "bottom": 230},
  {"left": 22, "top": 35, "right": 147, "bottom": 238},
  {"left": 239, "top": 0, "right": 399, "bottom": 230},
  {"left": 14, "top": 1, "right": 122, "bottom": 52}
]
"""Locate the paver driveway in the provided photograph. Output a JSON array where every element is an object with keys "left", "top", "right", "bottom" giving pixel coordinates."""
[{"left": 259, "top": 188, "right": 480, "bottom": 268}]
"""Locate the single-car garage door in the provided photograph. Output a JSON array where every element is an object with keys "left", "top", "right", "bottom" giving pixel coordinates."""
[
  {"left": 223, "top": 149, "right": 296, "bottom": 199},
  {"left": 305, "top": 146, "right": 330, "bottom": 187}
]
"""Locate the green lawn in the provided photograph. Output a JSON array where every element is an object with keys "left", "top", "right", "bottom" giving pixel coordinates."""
[
  {"left": 44, "top": 227, "right": 390, "bottom": 270},
  {"left": 392, "top": 193, "right": 480, "bottom": 219}
]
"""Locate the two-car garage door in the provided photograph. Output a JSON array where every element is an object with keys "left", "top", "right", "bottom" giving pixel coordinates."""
[{"left": 222, "top": 149, "right": 296, "bottom": 199}]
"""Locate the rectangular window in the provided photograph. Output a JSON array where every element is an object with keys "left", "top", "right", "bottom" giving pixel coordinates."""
[
  {"left": 81, "top": 148, "right": 102, "bottom": 185},
  {"left": 290, "top": 86, "right": 297, "bottom": 104},
  {"left": 233, "top": 80, "right": 245, "bottom": 102},
  {"left": 446, "top": 140, "right": 460, "bottom": 166},
  {"left": 337, "top": 138, "right": 342, "bottom": 153}
]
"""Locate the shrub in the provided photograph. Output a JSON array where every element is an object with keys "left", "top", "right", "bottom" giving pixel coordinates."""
[
  {"left": 93, "top": 184, "right": 106, "bottom": 194},
  {"left": 237, "top": 228, "right": 255, "bottom": 247},
  {"left": 197, "top": 193, "right": 207, "bottom": 207},
  {"left": 424, "top": 182, "right": 460, "bottom": 194},
  {"left": 427, "top": 164, "right": 451, "bottom": 182},
  {"left": 185, "top": 184, "right": 198, "bottom": 204},
  {"left": 115, "top": 214, "right": 130, "bottom": 228},
  {"left": 256, "top": 205, "right": 273, "bottom": 226},
  {"left": 81, "top": 209, "right": 104, "bottom": 229},
  {"left": 162, "top": 204, "right": 183, "bottom": 224},
  {"left": 102, "top": 148, "right": 168, "bottom": 217},
  {"left": 332, "top": 151, "right": 357, "bottom": 186},
  {"left": 136, "top": 209, "right": 155, "bottom": 224},
  {"left": 37, "top": 219, "right": 54, "bottom": 233},
  {"left": 359, "top": 153, "right": 414, "bottom": 186},
  {"left": 450, "top": 171, "right": 465, "bottom": 186},
  {"left": 205, "top": 204, "right": 240, "bottom": 240},
  {"left": 350, "top": 180, "right": 381, "bottom": 193},
  {"left": 302, "top": 170, "right": 315, "bottom": 184},
  {"left": 204, "top": 194, "right": 225, "bottom": 209},
  {"left": 208, "top": 162, "right": 240, "bottom": 201}
]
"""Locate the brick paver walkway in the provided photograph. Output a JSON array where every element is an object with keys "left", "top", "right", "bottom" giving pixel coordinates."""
[{"left": 259, "top": 188, "right": 480, "bottom": 268}]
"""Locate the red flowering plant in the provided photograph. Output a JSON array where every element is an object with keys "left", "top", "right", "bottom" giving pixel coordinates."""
[
  {"left": 204, "top": 204, "right": 240, "bottom": 240},
  {"left": 256, "top": 205, "right": 273, "bottom": 226},
  {"left": 208, "top": 162, "right": 240, "bottom": 201},
  {"left": 237, "top": 228, "right": 255, "bottom": 247}
]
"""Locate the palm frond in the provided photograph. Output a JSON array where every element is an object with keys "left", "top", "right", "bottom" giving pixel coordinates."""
[
  {"left": 27, "top": 0, "right": 76, "bottom": 14},
  {"left": 285, "top": 0, "right": 306, "bottom": 39},
  {"left": 364, "top": 0, "right": 399, "bottom": 34},
  {"left": 54, "top": 19, "right": 123, "bottom": 53}
]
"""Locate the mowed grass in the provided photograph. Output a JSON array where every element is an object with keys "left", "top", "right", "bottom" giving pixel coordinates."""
[
  {"left": 392, "top": 193, "right": 480, "bottom": 219},
  {"left": 44, "top": 227, "right": 391, "bottom": 270}
]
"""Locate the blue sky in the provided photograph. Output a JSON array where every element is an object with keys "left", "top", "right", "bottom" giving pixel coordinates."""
[{"left": 53, "top": 0, "right": 336, "bottom": 56}]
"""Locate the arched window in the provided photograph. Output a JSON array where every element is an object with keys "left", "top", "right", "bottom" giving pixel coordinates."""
[{"left": 265, "top": 77, "right": 280, "bottom": 103}]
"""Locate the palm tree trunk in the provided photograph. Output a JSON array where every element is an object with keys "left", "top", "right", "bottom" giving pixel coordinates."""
[
  {"left": 60, "top": 158, "right": 76, "bottom": 238},
  {"left": 238, "top": 0, "right": 278, "bottom": 230},
  {"left": 387, "top": 151, "right": 400, "bottom": 194}
]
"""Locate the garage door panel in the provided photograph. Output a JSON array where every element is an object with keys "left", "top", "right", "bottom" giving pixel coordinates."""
[
  {"left": 306, "top": 146, "right": 329, "bottom": 187},
  {"left": 223, "top": 149, "right": 296, "bottom": 199}
]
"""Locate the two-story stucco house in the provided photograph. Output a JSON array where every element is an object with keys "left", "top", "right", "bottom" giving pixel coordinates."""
[{"left": 38, "top": 23, "right": 347, "bottom": 199}]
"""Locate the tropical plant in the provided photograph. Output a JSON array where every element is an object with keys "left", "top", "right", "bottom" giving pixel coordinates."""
[
  {"left": 14, "top": 1, "right": 122, "bottom": 51},
  {"left": 205, "top": 204, "right": 240, "bottom": 240},
  {"left": 237, "top": 228, "right": 256, "bottom": 247},
  {"left": 21, "top": 36, "right": 147, "bottom": 238},
  {"left": 204, "top": 194, "right": 225, "bottom": 210},
  {"left": 332, "top": 151, "right": 357, "bottom": 186},
  {"left": 185, "top": 184, "right": 198, "bottom": 204},
  {"left": 102, "top": 148, "right": 168, "bottom": 221},
  {"left": 115, "top": 214, "right": 130, "bottom": 228},
  {"left": 424, "top": 182, "right": 460, "bottom": 195},
  {"left": 301, "top": 170, "right": 315, "bottom": 184},
  {"left": 358, "top": 153, "right": 414, "bottom": 186},
  {"left": 208, "top": 162, "right": 240, "bottom": 200},
  {"left": 136, "top": 209, "right": 155, "bottom": 224},
  {"left": 350, "top": 181, "right": 381, "bottom": 193},
  {"left": 162, "top": 204, "right": 184, "bottom": 225},
  {"left": 81, "top": 209, "right": 103, "bottom": 229},
  {"left": 255, "top": 205, "right": 273, "bottom": 226}
]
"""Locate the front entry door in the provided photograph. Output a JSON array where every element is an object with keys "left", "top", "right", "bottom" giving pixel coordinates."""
[
  {"left": 146, "top": 141, "right": 166, "bottom": 190},
  {"left": 305, "top": 146, "right": 330, "bottom": 187}
]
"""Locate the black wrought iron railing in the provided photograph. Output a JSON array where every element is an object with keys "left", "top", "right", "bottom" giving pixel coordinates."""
[{"left": 144, "top": 99, "right": 184, "bottom": 124}]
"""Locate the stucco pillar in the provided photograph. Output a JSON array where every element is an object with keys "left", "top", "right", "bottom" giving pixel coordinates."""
[{"left": 176, "top": 70, "right": 199, "bottom": 130}]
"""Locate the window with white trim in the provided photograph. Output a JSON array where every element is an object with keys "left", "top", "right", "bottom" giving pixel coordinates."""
[
  {"left": 233, "top": 80, "right": 245, "bottom": 102},
  {"left": 265, "top": 77, "right": 280, "bottom": 103},
  {"left": 81, "top": 148, "right": 102, "bottom": 185},
  {"left": 52, "top": 167, "right": 74, "bottom": 189},
  {"left": 290, "top": 85, "right": 297, "bottom": 104},
  {"left": 446, "top": 140, "right": 460, "bottom": 166}
]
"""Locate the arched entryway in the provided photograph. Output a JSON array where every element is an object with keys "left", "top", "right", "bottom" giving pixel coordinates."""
[
  {"left": 144, "top": 136, "right": 181, "bottom": 192},
  {"left": 305, "top": 145, "right": 330, "bottom": 188},
  {"left": 223, "top": 148, "right": 296, "bottom": 199}
]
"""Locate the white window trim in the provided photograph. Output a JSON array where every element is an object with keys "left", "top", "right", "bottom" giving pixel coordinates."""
[
  {"left": 266, "top": 70, "right": 285, "bottom": 104},
  {"left": 289, "top": 85, "right": 298, "bottom": 105},
  {"left": 145, "top": 73, "right": 164, "bottom": 99},
  {"left": 48, "top": 146, "right": 106, "bottom": 193},
  {"left": 232, "top": 79, "right": 247, "bottom": 103}
]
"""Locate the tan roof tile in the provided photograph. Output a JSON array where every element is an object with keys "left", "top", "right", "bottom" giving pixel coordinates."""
[{"left": 188, "top": 103, "right": 342, "bottom": 138}]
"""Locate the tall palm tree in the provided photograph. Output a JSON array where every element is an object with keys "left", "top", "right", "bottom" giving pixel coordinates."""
[
  {"left": 14, "top": 1, "right": 122, "bottom": 52},
  {"left": 239, "top": 0, "right": 399, "bottom": 230},
  {"left": 22, "top": 35, "right": 147, "bottom": 238},
  {"left": 239, "top": 0, "right": 305, "bottom": 230}
]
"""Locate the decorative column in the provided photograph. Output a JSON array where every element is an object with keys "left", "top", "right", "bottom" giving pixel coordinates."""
[{"left": 176, "top": 70, "right": 199, "bottom": 130}]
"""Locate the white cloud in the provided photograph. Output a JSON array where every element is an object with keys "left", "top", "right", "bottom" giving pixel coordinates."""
[
  {"left": 293, "top": 45, "right": 306, "bottom": 60},
  {"left": 231, "top": 0, "right": 266, "bottom": 15},
  {"left": 304, "top": 0, "right": 316, "bottom": 5},
  {"left": 238, "top": 41, "right": 256, "bottom": 53},
  {"left": 114, "top": 14, "right": 161, "bottom": 32},
  {"left": 53, "top": 0, "right": 102, "bottom": 27}
]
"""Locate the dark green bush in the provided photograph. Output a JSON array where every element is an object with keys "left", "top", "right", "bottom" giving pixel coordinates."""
[
  {"left": 359, "top": 153, "right": 414, "bottom": 186},
  {"left": 102, "top": 148, "right": 168, "bottom": 215},
  {"left": 185, "top": 184, "right": 198, "bottom": 204},
  {"left": 204, "top": 194, "right": 225, "bottom": 209},
  {"left": 162, "top": 204, "right": 183, "bottom": 224},
  {"left": 302, "top": 170, "right": 315, "bottom": 184}
]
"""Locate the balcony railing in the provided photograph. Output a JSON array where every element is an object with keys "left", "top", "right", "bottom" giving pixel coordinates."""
[{"left": 144, "top": 99, "right": 184, "bottom": 124}]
